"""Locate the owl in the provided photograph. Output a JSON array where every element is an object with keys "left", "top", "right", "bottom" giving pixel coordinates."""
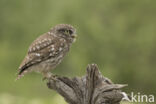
[{"left": 16, "top": 24, "right": 77, "bottom": 80}]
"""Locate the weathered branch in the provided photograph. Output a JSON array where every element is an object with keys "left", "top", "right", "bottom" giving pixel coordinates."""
[{"left": 47, "top": 64, "right": 128, "bottom": 104}]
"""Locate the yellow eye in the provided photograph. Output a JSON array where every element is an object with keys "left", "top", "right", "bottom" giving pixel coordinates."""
[
  {"left": 65, "top": 30, "right": 73, "bottom": 35},
  {"left": 64, "top": 30, "right": 70, "bottom": 35},
  {"left": 58, "top": 29, "right": 72, "bottom": 35}
]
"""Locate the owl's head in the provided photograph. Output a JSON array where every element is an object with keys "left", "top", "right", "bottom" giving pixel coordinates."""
[{"left": 51, "top": 24, "right": 77, "bottom": 43}]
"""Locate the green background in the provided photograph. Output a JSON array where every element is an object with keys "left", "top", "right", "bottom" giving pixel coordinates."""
[{"left": 0, "top": 0, "right": 155, "bottom": 104}]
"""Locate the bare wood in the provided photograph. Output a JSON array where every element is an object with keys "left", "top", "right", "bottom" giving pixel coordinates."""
[{"left": 47, "top": 64, "right": 127, "bottom": 104}]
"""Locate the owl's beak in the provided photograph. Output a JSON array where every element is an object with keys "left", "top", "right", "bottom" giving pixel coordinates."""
[{"left": 71, "top": 34, "right": 77, "bottom": 38}]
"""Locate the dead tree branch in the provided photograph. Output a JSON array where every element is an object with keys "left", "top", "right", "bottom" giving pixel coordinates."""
[{"left": 47, "top": 64, "right": 127, "bottom": 104}]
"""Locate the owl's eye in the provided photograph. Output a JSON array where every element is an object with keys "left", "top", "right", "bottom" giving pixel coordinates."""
[
  {"left": 65, "top": 30, "right": 73, "bottom": 35},
  {"left": 58, "top": 29, "right": 66, "bottom": 33},
  {"left": 58, "top": 29, "right": 73, "bottom": 35},
  {"left": 68, "top": 30, "right": 73, "bottom": 35}
]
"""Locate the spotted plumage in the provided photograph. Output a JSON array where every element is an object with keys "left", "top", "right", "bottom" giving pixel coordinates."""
[{"left": 17, "top": 24, "right": 77, "bottom": 80}]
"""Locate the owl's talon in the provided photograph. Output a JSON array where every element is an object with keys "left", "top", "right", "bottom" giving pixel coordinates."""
[
  {"left": 42, "top": 74, "right": 57, "bottom": 81},
  {"left": 49, "top": 75, "right": 57, "bottom": 80}
]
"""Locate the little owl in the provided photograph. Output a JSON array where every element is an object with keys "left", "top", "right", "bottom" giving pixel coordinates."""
[{"left": 17, "top": 24, "right": 77, "bottom": 80}]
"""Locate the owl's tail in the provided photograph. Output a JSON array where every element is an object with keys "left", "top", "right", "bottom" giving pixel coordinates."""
[
  {"left": 15, "top": 71, "right": 27, "bottom": 81},
  {"left": 15, "top": 64, "right": 31, "bottom": 81}
]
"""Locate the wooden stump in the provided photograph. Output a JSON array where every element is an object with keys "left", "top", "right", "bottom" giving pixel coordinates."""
[{"left": 47, "top": 64, "right": 128, "bottom": 104}]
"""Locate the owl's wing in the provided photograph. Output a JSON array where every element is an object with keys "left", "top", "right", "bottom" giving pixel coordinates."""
[
  {"left": 28, "top": 33, "right": 54, "bottom": 53},
  {"left": 18, "top": 33, "right": 64, "bottom": 75}
]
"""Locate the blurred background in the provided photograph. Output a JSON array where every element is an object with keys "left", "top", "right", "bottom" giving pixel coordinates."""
[{"left": 0, "top": 0, "right": 155, "bottom": 104}]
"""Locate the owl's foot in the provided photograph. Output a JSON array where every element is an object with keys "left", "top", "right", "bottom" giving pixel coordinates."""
[
  {"left": 49, "top": 74, "right": 58, "bottom": 80},
  {"left": 42, "top": 72, "right": 57, "bottom": 81}
]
